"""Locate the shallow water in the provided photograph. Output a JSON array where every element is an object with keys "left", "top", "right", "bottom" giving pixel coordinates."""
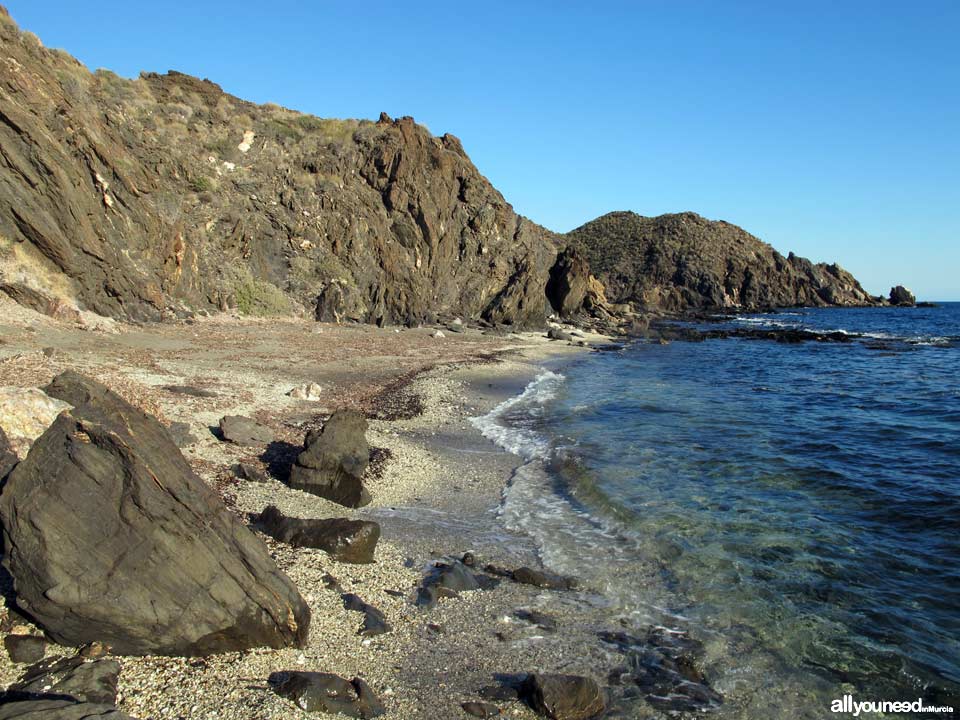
[{"left": 474, "top": 304, "right": 960, "bottom": 718}]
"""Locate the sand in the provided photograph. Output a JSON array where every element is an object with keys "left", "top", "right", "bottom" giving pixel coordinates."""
[{"left": 0, "top": 300, "right": 625, "bottom": 719}]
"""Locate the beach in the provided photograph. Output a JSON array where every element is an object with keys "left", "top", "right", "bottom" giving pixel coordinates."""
[{"left": 0, "top": 298, "right": 616, "bottom": 719}]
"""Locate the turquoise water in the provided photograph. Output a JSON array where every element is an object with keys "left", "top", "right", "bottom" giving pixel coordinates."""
[{"left": 476, "top": 304, "right": 959, "bottom": 717}]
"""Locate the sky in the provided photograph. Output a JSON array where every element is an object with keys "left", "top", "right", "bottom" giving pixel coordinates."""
[{"left": 7, "top": 1, "right": 959, "bottom": 300}]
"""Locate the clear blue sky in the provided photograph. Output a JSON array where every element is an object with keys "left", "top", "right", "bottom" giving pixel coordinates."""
[{"left": 7, "top": 1, "right": 959, "bottom": 300}]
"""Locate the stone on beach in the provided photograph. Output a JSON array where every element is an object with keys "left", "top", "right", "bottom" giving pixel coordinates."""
[
  {"left": 461, "top": 701, "right": 501, "bottom": 717},
  {"left": 218, "top": 414, "right": 274, "bottom": 445},
  {"left": 289, "top": 409, "right": 371, "bottom": 507},
  {"left": 416, "top": 559, "right": 491, "bottom": 609},
  {"left": 3, "top": 635, "right": 46, "bottom": 664},
  {"left": 0, "top": 371, "right": 310, "bottom": 656},
  {"left": 342, "top": 593, "right": 391, "bottom": 637},
  {"left": 256, "top": 505, "right": 381, "bottom": 564},
  {"left": 269, "top": 671, "right": 386, "bottom": 718},
  {"left": 288, "top": 382, "right": 323, "bottom": 401},
  {"left": 521, "top": 673, "right": 606, "bottom": 720}
]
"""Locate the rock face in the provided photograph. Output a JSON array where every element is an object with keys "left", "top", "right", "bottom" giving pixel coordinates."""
[
  {"left": 568, "top": 211, "right": 880, "bottom": 312},
  {"left": 889, "top": 285, "right": 916, "bottom": 306},
  {"left": 256, "top": 505, "right": 380, "bottom": 564},
  {"left": 521, "top": 674, "right": 605, "bottom": 720},
  {"left": 0, "top": 11, "right": 558, "bottom": 327},
  {"left": 269, "top": 672, "right": 386, "bottom": 718},
  {"left": 289, "top": 410, "right": 371, "bottom": 507},
  {"left": 0, "top": 371, "right": 310, "bottom": 655}
]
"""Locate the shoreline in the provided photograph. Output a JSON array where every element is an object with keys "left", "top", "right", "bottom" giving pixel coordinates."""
[{"left": 0, "top": 302, "right": 617, "bottom": 719}]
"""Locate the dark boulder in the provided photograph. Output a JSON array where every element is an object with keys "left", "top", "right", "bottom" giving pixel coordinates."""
[
  {"left": 889, "top": 285, "right": 916, "bottom": 306},
  {"left": 163, "top": 385, "right": 218, "bottom": 398},
  {"left": 546, "top": 249, "right": 591, "bottom": 317},
  {"left": 4, "top": 656, "right": 120, "bottom": 705},
  {"left": 269, "top": 671, "right": 385, "bottom": 718},
  {"left": 0, "top": 700, "right": 138, "bottom": 719},
  {"left": 289, "top": 410, "right": 371, "bottom": 507},
  {"left": 342, "top": 594, "right": 390, "bottom": 637},
  {"left": 256, "top": 505, "right": 380, "bottom": 564},
  {"left": 512, "top": 567, "right": 580, "bottom": 591},
  {"left": 234, "top": 462, "right": 270, "bottom": 483},
  {"left": 521, "top": 674, "right": 605, "bottom": 720},
  {"left": 218, "top": 415, "right": 274, "bottom": 446},
  {"left": 3, "top": 635, "right": 46, "bottom": 665},
  {"left": 416, "top": 560, "right": 494, "bottom": 609},
  {"left": 0, "top": 371, "right": 310, "bottom": 656}
]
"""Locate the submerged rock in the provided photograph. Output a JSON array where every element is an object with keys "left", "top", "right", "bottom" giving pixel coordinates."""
[
  {"left": 256, "top": 505, "right": 380, "bottom": 564},
  {"left": 289, "top": 410, "right": 371, "bottom": 507},
  {"left": 269, "top": 671, "right": 385, "bottom": 718},
  {"left": 521, "top": 673, "right": 605, "bottom": 720},
  {"left": 0, "top": 371, "right": 310, "bottom": 656},
  {"left": 512, "top": 567, "right": 579, "bottom": 591}
]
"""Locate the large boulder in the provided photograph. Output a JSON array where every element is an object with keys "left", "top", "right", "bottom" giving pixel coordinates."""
[
  {"left": 889, "top": 285, "right": 916, "bottom": 306},
  {"left": 289, "top": 410, "right": 371, "bottom": 507},
  {"left": 0, "top": 371, "right": 310, "bottom": 656},
  {"left": 545, "top": 249, "right": 591, "bottom": 317},
  {"left": 5, "top": 656, "right": 121, "bottom": 705},
  {"left": 256, "top": 505, "right": 380, "bottom": 564}
]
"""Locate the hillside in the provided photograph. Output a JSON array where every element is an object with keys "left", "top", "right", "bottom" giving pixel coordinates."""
[
  {"left": 0, "top": 9, "right": 562, "bottom": 327},
  {"left": 0, "top": 8, "right": 885, "bottom": 327},
  {"left": 567, "top": 211, "right": 880, "bottom": 311}
]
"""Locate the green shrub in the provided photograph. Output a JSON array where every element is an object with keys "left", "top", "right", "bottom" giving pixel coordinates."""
[{"left": 230, "top": 268, "right": 291, "bottom": 316}]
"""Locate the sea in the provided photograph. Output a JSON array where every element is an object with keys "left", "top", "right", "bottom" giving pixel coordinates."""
[{"left": 473, "top": 302, "right": 959, "bottom": 718}]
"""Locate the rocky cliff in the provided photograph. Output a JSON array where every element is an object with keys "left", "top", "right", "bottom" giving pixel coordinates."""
[
  {"left": 567, "top": 211, "right": 880, "bottom": 312},
  {"left": 0, "top": 9, "right": 563, "bottom": 326}
]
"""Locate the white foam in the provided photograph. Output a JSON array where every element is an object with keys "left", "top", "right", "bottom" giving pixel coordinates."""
[{"left": 469, "top": 370, "right": 564, "bottom": 460}]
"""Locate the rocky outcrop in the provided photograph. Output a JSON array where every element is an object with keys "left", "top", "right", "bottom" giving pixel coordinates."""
[
  {"left": 0, "top": 12, "right": 558, "bottom": 327},
  {"left": 889, "top": 285, "right": 916, "bottom": 306},
  {"left": 0, "top": 371, "right": 310, "bottom": 656},
  {"left": 568, "top": 211, "right": 880, "bottom": 312},
  {"left": 289, "top": 410, "right": 371, "bottom": 507}
]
